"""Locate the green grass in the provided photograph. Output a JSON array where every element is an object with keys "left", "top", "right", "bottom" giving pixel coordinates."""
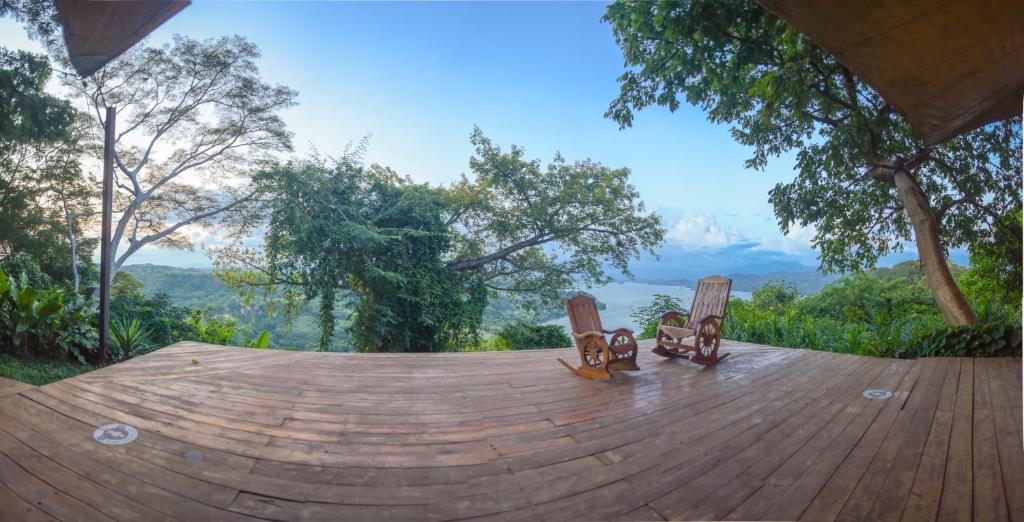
[{"left": 0, "top": 353, "right": 95, "bottom": 386}]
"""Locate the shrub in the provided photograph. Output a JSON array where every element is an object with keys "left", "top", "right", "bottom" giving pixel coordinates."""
[
  {"left": 631, "top": 294, "right": 685, "bottom": 339},
  {"left": 109, "top": 318, "right": 158, "bottom": 362},
  {"left": 750, "top": 279, "right": 799, "bottom": 312},
  {"left": 110, "top": 291, "right": 196, "bottom": 347},
  {"left": 497, "top": 322, "right": 571, "bottom": 349},
  {"left": 0, "top": 253, "right": 53, "bottom": 289},
  {"left": 185, "top": 307, "right": 239, "bottom": 345},
  {"left": 0, "top": 271, "right": 96, "bottom": 362},
  {"left": 897, "top": 321, "right": 1023, "bottom": 358}
]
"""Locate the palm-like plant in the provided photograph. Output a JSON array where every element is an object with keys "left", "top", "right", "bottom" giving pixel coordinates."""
[{"left": 110, "top": 318, "right": 157, "bottom": 362}]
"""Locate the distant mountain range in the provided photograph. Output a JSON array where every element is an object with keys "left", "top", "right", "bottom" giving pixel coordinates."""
[{"left": 636, "top": 271, "right": 839, "bottom": 294}]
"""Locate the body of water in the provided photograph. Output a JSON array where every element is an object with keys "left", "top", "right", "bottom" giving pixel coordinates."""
[{"left": 544, "top": 281, "right": 752, "bottom": 334}]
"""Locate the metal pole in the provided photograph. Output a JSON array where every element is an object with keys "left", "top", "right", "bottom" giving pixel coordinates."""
[{"left": 98, "top": 106, "right": 115, "bottom": 363}]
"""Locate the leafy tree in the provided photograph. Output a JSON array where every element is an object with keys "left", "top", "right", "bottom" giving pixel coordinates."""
[
  {"left": 109, "top": 281, "right": 197, "bottom": 348},
  {"left": 217, "top": 154, "right": 489, "bottom": 352},
  {"left": 632, "top": 293, "right": 686, "bottom": 339},
  {"left": 60, "top": 35, "right": 297, "bottom": 282},
  {"left": 959, "top": 210, "right": 1023, "bottom": 317},
  {"left": 111, "top": 271, "right": 145, "bottom": 297},
  {"left": 631, "top": 293, "right": 685, "bottom": 327},
  {"left": 0, "top": 28, "right": 95, "bottom": 285},
  {"left": 217, "top": 131, "right": 663, "bottom": 352},
  {"left": 496, "top": 322, "right": 571, "bottom": 350},
  {"left": 750, "top": 280, "right": 799, "bottom": 312},
  {"left": 604, "top": 0, "right": 1021, "bottom": 325},
  {"left": 448, "top": 128, "right": 664, "bottom": 300}
]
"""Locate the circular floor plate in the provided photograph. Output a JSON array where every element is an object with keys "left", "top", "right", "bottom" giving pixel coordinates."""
[
  {"left": 862, "top": 389, "right": 893, "bottom": 400},
  {"left": 93, "top": 423, "right": 138, "bottom": 445}
]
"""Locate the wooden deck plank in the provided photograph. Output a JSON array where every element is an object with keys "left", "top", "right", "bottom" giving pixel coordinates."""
[
  {"left": 0, "top": 341, "right": 1017, "bottom": 521},
  {"left": 972, "top": 357, "right": 1011, "bottom": 522},
  {"left": 0, "top": 376, "right": 34, "bottom": 398}
]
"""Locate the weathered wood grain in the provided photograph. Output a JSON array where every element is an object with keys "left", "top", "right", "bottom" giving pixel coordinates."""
[{"left": 0, "top": 340, "right": 1018, "bottom": 521}]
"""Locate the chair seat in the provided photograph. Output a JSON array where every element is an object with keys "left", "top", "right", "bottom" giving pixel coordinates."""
[{"left": 658, "top": 324, "right": 695, "bottom": 339}]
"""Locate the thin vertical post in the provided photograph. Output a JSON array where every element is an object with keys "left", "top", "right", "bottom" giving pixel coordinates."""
[{"left": 98, "top": 106, "right": 115, "bottom": 363}]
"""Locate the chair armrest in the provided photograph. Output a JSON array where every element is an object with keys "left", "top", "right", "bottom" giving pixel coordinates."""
[
  {"left": 572, "top": 330, "right": 604, "bottom": 340},
  {"left": 698, "top": 314, "right": 723, "bottom": 325},
  {"left": 602, "top": 328, "right": 633, "bottom": 335}
]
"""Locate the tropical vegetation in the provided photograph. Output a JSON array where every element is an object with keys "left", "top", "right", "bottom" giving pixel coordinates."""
[
  {"left": 604, "top": 0, "right": 1021, "bottom": 326},
  {"left": 632, "top": 261, "right": 1021, "bottom": 358},
  {"left": 0, "top": 0, "right": 1020, "bottom": 386}
]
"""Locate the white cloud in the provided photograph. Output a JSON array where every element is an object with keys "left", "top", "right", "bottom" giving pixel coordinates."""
[
  {"left": 754, "top": 223, "right": 816, "bottom": 255},
  {"left": 667, "top": 213, "right": 743, "bottom": 248}
]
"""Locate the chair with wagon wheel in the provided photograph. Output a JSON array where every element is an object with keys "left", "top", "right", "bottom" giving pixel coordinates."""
[
  {"left": 557, "top": 294, "right": 639, "bottom": 380},
  {"left": 652, "top": 275, "right": 732, "bottom": 366}
]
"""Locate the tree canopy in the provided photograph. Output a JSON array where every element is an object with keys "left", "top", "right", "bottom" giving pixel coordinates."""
[
  {"left": 0, "top": 10, "right": 93, "bottom": 287},
  {"left": 65, "top": 35, "right": 297, "bottom": 277},
  {"left": 603, "top": 0, "right": 1021, "bottom": 325},
  {"left": 217, "top": 131, "right": 664, "bottom": 352}
]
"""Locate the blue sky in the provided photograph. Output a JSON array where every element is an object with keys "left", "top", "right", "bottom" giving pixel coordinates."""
[{"left": 1, "top": 1, "right": 959, "bottom": 275}]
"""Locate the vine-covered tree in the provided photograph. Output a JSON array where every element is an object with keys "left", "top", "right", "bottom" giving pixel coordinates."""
[
  {"left": 0, "top": 18, "right": 94, "bottom": 286},
  {"left": 216, "top": 131, "right": 664, "bottom": 352},
  {"left": 64, "top": 35, "right": 297, "bottom": 280},
  {"left": 604, "top": 0, "right": 1022, "bottom": 325}
]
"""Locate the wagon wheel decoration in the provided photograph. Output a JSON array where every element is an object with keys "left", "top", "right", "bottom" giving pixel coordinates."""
[
  {"left": 581, "top": 338, "right": 607, "bottom": 368},
  {"left": 694, "top": 320, "right": 721, "bottom": 361},
  {"left": 608, "top": 332, "right": 637, "bottom": 360}
]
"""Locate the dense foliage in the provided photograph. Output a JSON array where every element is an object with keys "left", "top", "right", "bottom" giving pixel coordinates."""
[
  {"left": 110, "top": 288, "right": 196, "bottom": 348},
  {"left": 494, "top": 322, "right": 572, "bottom": 350},
  {"left": 711, "top": 263, "right": 1021, "bottom": 358},
  {"left": 217, "top": 132, "right": 663, "bottom": 353},
  {"left": 0, "top": 352, "right": 92, "bottom": 386},
  {"left": 0, "top": 270, "right": 95, "bottom": 362},
  {"left": 631, "top": 293, "right": 686, "bottom": 339},
  {"left": 604, "top": 0, "right": 1021, "bottom": 325}
]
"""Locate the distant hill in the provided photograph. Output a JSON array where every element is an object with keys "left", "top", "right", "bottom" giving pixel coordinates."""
[
  {"left": 633, "top": 258, "right": 966, "bottom": 296},
  {"left": 638, "top": 270, "right": 839, "bottom": 295}
]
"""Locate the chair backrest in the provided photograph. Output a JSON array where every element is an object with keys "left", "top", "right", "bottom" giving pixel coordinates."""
[
  {"left": 688, "top": 275, "right": 732, "bottom": 328},
  {"left": 566, "top": 294, "right": 604, "bottom": 335}
]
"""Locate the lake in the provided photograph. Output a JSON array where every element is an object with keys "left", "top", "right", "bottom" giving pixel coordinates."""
[{"left": 543, "top": 282, "right": 752, "bottom": 333}]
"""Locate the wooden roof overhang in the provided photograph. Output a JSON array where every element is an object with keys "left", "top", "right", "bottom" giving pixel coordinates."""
[
  {"left": 55, "top": 0, "right": 190, "bottom": 77},
  {"left": 757, "top": 0, "right": 1024, "bottom": 145}
]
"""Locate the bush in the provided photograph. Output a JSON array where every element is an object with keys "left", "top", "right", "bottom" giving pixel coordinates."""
[
  {"left": 110, "top": 291, "right": 196, "bottom": 347},
  {"left": 0, "top": 253, "right": 53, "bottom": 289},
  {"left": 0, "top": 271, "right": 96, "bottom": 362},
  {"left": 631, "top": 294, "right": 685, "bottom": 339},
  {"left": 497, "top": 322, "right": 571, "bottom": 349},
  {"left": 896, "top": 321, "right": 1022, "bottom": 358},
  {"left": 109, "top": 318, "right": 158, "bottom": 362},
  {"left": 185, "top": 307, "right": 240, "bottom": 345},
  {"left": 751, "top": 279, "right": 799, "bottom": 312}
]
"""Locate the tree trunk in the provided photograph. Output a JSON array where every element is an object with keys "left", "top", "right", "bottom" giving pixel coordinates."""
[
  {"left": 892, "top": 169, "right": 978, "bottom": 325},
  {"left": 62, "top": 201, "right": 79, "bottom": 292}
]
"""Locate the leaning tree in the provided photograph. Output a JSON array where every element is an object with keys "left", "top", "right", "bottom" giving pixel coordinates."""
[
  {"left": 62, "top": 35, "right": 297, "bottom": 283},
  {"left": 604, "top": 0, "right": 1022, "bottom": 325}
]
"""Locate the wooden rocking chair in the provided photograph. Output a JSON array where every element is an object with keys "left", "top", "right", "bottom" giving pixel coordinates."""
[
  {"left": 558, "top": 294, "right": 639, "bottom": 380},
  {"left": 652, "top": 275, "right": 732, "bottom": 366}
]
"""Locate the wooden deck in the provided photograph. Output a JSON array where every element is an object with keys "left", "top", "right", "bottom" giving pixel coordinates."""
[{"left": 0, "top": 340, "right": 1020, "bottom": 521}]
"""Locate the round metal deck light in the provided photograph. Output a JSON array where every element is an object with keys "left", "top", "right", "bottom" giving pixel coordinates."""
[
  {"left": 183, "top": 451, "right": 203, "bottom": 462},
  {"left": 862, "top": 389, "right": 893, "bottom": 400},
  {"left": 92, "top": 423, "right": 138, "bottom": 445}
]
